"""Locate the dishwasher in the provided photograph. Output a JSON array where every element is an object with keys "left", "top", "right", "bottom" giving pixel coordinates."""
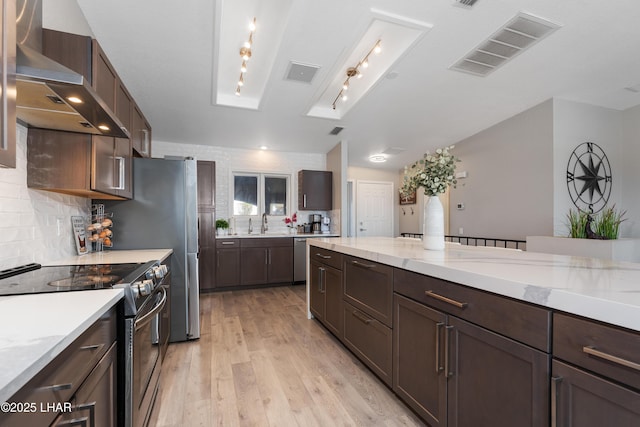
[{"left": 294, "top": 237, "right": 307, "bottom": 283}]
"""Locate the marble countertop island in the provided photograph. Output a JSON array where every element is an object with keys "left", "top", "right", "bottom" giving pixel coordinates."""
[
  {"left": 0, "top": 290, "right": 123, "bottom": 402},
  {"left": 308, "top": 237, "right": 640, "bottom": 332}
]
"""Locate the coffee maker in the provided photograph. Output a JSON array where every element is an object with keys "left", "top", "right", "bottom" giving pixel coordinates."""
[{"left": 310, "top": 214, "right": 322, "bottom": 233}]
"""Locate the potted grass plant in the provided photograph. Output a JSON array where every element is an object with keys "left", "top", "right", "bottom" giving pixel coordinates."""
[{"left": 215, "top": 218, "right": 229, "bottom": 236}]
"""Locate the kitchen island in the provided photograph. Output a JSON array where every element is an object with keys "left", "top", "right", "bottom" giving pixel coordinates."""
[
  {"left": 307, "top": 237, "right": 640, "bottom": 426},
  {"left": 308, "top": 237, "right": 640, "bottom": 331}
]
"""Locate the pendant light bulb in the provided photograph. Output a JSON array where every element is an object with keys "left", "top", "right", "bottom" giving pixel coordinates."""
[
  {"left": 342, "top": 81, "right": 349, "bottom": 91},
  {"left": 342, "top": 94, "right": 348, "bottom": 102},
  {"left": 249, "top": 18, "right": 256, "bottom": 32},
  {"left": 374, "top": 42, "right": 382, "bottom": 54},
  {"left": 241, "top": 61, "right": 247, "bottom": 73},
  {"left": 235, "top": 86, "right": 241, "bottom": 96},
  {"left": 362, "top": 59, "right": 369, "bottom": 68},
  {"left": 238, "top": 74, "right": 244, "bottom": 87}
]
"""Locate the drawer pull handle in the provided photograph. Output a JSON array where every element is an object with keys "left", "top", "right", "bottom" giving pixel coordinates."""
[
  {"left": 43, "top": 383, "right": 73, "bottom": 392},
  {"left": 425, "top": 291, "right": 468, "bottom": 309},
  {"left": 315, "top": 253, "right": 331, "bottom": 259},
  {"left": 351, "top": 260, "right": 375, "bottom": 269},
  {"left": 221, "top": 241, "right": 235, "bottom": 245},
  {"left": 582, "top": 346, "right": 640, "bottom": 371},
  {"left": 352, "top": 309, "right": 372, "bottom": 325},
  {"left": 80, "top": 344, "right": 102, "bottom": 352}
]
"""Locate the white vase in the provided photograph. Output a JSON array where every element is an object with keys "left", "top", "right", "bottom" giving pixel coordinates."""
[{"left": 423, "top": 195, "right": 445, "bottom": 250}]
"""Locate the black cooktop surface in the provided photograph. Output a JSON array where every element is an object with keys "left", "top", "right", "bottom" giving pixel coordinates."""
[{"left": 0, "top": 263, "right": 146, "bottom": 296}]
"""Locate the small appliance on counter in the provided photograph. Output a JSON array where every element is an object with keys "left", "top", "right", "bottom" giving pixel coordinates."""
[
  {"left": 310, "top": 214, "right": 322, "bottom": 234},
  {"left": 321, "top": 216, "right": 331, "bottom": 233}
]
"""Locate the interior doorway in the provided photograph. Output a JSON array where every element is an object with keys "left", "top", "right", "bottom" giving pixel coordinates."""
[{"left": 354, "top": 180, "right": 394, "bottom": 237}]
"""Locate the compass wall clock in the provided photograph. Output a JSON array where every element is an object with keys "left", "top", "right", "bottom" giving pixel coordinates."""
[{"left": 566, "top": 142, "right": 612, "bottom": 214}]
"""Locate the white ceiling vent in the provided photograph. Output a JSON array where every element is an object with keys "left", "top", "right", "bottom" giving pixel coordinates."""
[
  {"left": 450, "top": 12, "right": 561, "bottom": 76},
  {"left": 285, "top": 61, "right": 321, "bottom": 84}
]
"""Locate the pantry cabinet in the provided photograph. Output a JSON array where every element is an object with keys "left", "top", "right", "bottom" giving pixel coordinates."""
[{"left": 197, "top": 161, "right": 216, "bottom": 291}]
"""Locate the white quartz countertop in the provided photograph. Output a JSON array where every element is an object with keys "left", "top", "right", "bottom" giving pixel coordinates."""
[
  {"left": 0, "top": 289, "right": 123, "bottom": 402},
  {"left": 308, "top": 237, "right": 640, "bottom": 332},
  {"left": 44, "top": 249, "right": 173, "bottom": 266},
  {"left": 216, "top": 233, "right": 340, "bottom": 239}
]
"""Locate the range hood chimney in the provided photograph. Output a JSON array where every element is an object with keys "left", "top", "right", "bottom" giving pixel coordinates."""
[{"left": 15, "top": 0, "right": 128, "bottom": 138}]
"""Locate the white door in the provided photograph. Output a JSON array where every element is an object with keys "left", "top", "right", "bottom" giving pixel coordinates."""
[{"left": 356, "top": 181, "right": 394, "bottom": 237}]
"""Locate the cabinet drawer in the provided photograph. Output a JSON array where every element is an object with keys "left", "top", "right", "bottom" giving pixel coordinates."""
[
  {"left": 394, "top": 269, "right": 551, "bottom": 352},
  {"left": 1, "top": 307, "right": 116, "bottom": 427},
  {"left": 309, "top": 247, "right": 343, "bottom": 270},
  {"left": 343, "top": 302, "right": 392, "bottom": 387},
  {"left": 240, "top": 237, "right": 293, "bottom": 248},
  {"left": 344, "top": 256, "right": 393, "bottom": 327},
  {"left": 553, "top": 313, "right": 640, "bottom": 390},
  {"left": 216, "top": 238, "right": 239, "bottom": 248}
]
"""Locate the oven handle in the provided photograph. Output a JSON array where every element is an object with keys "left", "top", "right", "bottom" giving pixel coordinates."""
[{"left": 135, "top": 287, "right": 167, "bottom": 331}]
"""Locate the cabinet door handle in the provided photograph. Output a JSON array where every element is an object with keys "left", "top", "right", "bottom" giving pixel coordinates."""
[
  {"left": 42, "top": 382, "right": 73, "bottom": 392},
  {"left": 142, "top": 129, "right": 150, "bottom": 155},
  {"left": 303, "top": 194, "right": 307, "bottom": 208},
  {"left": 113, "top": 156, "right": 126, "bottom": 190},
  {"left": 352, "top": 309, "right": 372, "bottom": 325},
  {"left": 80, "top": 343, "right": 103, "bottom": 352},
  {"left": 265, "top": 249, "right": 268, "bottom": 265},
  {"left": 444, "top": 325, "right": 454, "bottom": 378},
  {"left": 318, "top": 267, "right": 325, "bottom": 293},
  {"left": 582, "top": 346, "right": 640, "bottom": 371},
  {"left": 551, "top": 376, "right": 562, "bottom": 427},
  {"left": 351, "top": 260, "right": 376, "bottom": 269},
  {"left": 435, "top": 322, "right": 444, "bottom": 373},
  {"left": 268, "top": 249, "right": 272, "bottom": 265},
  {"left": 425, "top": 290, "right": 468, "bottom": 309},
  {"left": 315, "top": 253, "right": 331, "bottom": 259}
]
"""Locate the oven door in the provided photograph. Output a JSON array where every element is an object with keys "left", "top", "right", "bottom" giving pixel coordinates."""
[{"left": 132, "top": 285, "right": 166, "bottom": 427}]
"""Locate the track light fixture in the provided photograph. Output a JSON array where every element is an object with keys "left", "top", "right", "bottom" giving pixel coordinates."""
[
  {"left": 236, "top": 17, "right": 256, "bottom": 96},
  {"left": 332, "top": 39, "right": 381, "bottom": 110}
]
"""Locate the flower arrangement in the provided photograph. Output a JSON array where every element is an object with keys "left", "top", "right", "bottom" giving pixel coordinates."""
[
  {"left": 400, "top": 145, "right": 460, "bottom": 197},
  {"left": 283, "top": 212, "right": 298, "bottom": 228}
]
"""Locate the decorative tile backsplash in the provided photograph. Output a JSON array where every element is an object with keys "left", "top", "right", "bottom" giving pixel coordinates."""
[{"left": 0, "top": 125, "right": 90, "bottom": 270}]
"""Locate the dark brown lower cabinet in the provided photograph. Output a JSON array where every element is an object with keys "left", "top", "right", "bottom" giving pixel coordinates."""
[
  {"left": 393, "top": 294, "right": 550, "bottom": 427},
  {"left": 309, "top": 259, "right": 343, "bottom": 337},
  {"left": 52, "top": 342, "right": 117, "bottom": 427},
  {"left": 393, "top": 294, "right": 447, "bottom": 426},
  {"left": 343, "top": 301, "right": 392, "bottom": 387},
  {"left": 240, "top": 238, "right": 293, "bottom": 286},
  {"left": 552, "top": 360, "right": 640, "bottom": 427},
  {"left": 216, "top": 240, "right": 240, "bottom": 287}
]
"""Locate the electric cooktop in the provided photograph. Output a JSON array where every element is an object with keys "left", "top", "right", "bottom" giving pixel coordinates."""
[{"left": 0, "top": 263, "right": 147, "bottom": 296}]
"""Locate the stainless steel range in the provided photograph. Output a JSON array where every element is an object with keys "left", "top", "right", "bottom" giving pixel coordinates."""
[{"left": 0, "top": 260, "right": 170, "bottom": 427}]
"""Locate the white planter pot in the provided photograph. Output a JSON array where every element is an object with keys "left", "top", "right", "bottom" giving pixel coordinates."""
[{"left": 423, "top": 195, "right": 445, "bottom": 250}]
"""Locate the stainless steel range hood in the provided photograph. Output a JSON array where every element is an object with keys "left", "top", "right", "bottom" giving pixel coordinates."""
[{"left": 15, "top": 0, "right": 129, "bottom": 138}]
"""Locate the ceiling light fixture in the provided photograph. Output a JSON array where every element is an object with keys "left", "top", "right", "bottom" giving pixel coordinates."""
[
  {"left": 235, "top": 17, "right": 256, "bottom": 96},
  {"left": 369, "top": 154, "right": 387, "bottom": 163},
  {"left": 332, "top": 39, "right": 381, "bottom": 110}
]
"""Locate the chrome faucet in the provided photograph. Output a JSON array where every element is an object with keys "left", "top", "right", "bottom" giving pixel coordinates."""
[
  {"left": 261, "top": 213, "right": 268, "bottom": 234},
  {"left": 248, "top": 218, "right": 253, "bottom": 234}
]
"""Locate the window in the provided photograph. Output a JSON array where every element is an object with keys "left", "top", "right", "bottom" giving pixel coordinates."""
[{"left": 233, "top": 173, "right": 289, "bottom": 216}]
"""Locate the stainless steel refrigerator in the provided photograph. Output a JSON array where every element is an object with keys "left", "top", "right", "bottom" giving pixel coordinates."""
[{"left": 102, "top": 157, "right": 200, "bottom": 342}]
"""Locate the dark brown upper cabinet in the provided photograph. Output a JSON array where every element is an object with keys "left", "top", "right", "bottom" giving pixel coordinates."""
[
  {"left": 132, "top": 105, "right": 152, "bottom": 157},
  {"left": 0, "top": 0, "right": 16, "bottom": 168},
  {"left": 27, "top": 128, "right": 132, "bottom": 200},
  {"left": 298, "top": 170, "right": 332, "bottom": 210}
]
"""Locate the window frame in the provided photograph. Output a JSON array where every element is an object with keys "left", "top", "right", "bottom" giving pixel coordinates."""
[{"left": 231, "top": 171, "right": 291, "bottom": 219}]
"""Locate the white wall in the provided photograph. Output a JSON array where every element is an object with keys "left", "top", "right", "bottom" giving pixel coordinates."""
[
  {"left": 449, "top": 99, "right": 555, "bottom": 240},
  {"left": 152, "top": 140, "right": 327, "bottom": 233},
  {"left": 553, "top": 99, "right": 624, "bottom": 236},
  {"left": 622, "top": 104, "right": 640, "bottom": 237},
  {"left": 0, "top": 125, "right": 90, "bottom": 270}
]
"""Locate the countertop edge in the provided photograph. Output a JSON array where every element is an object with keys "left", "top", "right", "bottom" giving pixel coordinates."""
[
  {"left": 309, "top": 238, "right": 640, "bottom": 332},
  {"left": 0, "top": 289, "right": 124, "bottom": 402}
]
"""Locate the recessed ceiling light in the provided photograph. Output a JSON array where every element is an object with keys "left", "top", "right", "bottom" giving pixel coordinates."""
[
  {"left": 369, "top": 154, "right": 387, "bottom": 163},
  {"left": 260, "top": 145, "right": 268, "bottom": 150}
]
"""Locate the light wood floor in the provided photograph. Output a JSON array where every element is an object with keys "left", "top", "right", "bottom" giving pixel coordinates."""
[{"left": 149, "top": 285, "right": 426, "bottom": 427}]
